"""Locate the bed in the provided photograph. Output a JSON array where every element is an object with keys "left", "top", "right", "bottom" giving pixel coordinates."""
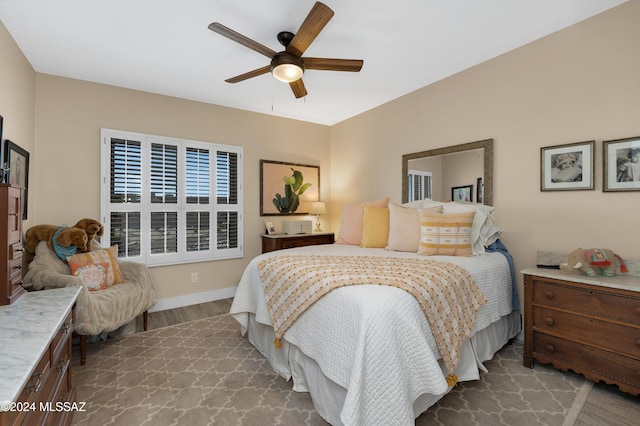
[{"left": 230, "top": 200, "right": 521, "bottom": 425}]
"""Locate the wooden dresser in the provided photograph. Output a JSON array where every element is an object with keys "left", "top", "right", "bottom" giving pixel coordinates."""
[
  {"left": 0, "top": 184, "right": 25, "bottom": 306},
  {"left": 261, "top": 232, "right": 335, "bottom": 254},
  {"left": 0, "top": 287, "right": 81, "bottom": 426},
  {"left": 522, "top": 267, "right": 640, "bottom": 395}
]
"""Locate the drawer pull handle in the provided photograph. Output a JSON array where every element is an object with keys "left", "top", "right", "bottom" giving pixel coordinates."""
[
  {"left": 13, "top": 265, "right": 21, "bottom": 270},
  {"left": 62, "top": 322, "right": 73, "bottom": 334},
  {"left": 545, "top": 317, "right": 555, "bottom": 326},
  {"left": 545, "top": 344, "right": 555, "bottom": 353},
  {"left": 27, "top": 373, "right": 43, "bottom": 394},
  {"left": 544, "top": 291, "right": 554, "bottom": 300},
  {"left": 56, "top": 359, "right": 67, "bottom": 373},
  {"left": 15, "top": 247, "right": 24, "bottom": 253}
]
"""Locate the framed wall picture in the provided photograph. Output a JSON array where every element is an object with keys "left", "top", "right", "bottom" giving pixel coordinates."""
[
  {"left": 260, "top": 160, "right": 320, "bottom": 216},
  {"left": 451, "top": 185, "right": 473, "bottom": 203},
  {"left": 4, "top": 140, "right": 30, "bottom": 219},
  {"left": 603, "top": 136, "right": 640, "bottom": 192},
  {"left": 540, "top": 140, "right": 594, "bottom": 191}
]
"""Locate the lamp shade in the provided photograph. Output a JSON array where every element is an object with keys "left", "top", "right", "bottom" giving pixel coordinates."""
[
  {"left": 270, "top": 52, "right": 305, "bottom": 83},
  {"left": 309, "top": 201, "right": 326, "bottom": 215}
]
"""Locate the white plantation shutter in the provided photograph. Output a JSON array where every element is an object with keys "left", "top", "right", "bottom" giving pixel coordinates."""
[
  {"left": 408, "top": 169, "right": 432, "bottom": 202},
  {"left": 101, "top": 129, "right": 243, "bottom": 266}
]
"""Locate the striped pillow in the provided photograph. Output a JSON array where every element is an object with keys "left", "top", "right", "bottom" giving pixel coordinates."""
[{"left": 418, "top": 210, "right": 475, "bottom": 256}]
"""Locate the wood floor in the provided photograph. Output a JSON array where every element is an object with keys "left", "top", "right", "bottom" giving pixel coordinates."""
[
  {"left": 145, "top": 300, "right": 639, "bottom": 425},
  {"left": 146, "top": 298, "right": 233, "bottom": 330}
]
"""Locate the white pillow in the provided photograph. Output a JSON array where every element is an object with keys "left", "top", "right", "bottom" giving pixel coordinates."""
[
  {"left": 421, "top": 198, "right": 446, "bottom": 209},
  {"left": 442, "top": 202, "right": 501, "bottom": 254}
]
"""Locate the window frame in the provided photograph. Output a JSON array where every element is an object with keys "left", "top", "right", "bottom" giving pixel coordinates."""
[{"left": 100, "top": 128, "right": 243, "bottom": 266}]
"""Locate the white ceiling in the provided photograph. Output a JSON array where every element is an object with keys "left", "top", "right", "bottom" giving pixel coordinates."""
[{"left": 0, "top": 0, "right": 627, "bottom": 125}]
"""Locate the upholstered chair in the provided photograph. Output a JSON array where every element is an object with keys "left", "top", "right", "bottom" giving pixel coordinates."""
[{"left": 23, "top": 241, "right": 156, "bottom": 365}]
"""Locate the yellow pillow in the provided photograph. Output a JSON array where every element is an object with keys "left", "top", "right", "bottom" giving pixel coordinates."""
[
  {"left": 360, "top": 206, "right": 390, "bottom": 248},
  {"left": 418, "top": 210, "right": 475, "bottom": 256},
  {"left": 336, "top": 197, "right": 390, "bottom": 245},
  {"left": 67, "top": 246, "right": 124, "bottom": 291}
]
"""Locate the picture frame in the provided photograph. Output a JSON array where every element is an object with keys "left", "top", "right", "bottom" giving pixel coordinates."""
[
  {"left": 4, "top": 139, "right": 30, "bottom": 219},
  {"left": 540, "top": 140, "right": 594, "bottom": 191},
  {"left": 264, "top": 220, "right": 277, "bottom": 235},
  {"left": 260, "top": 160, "right": 320, "bottom": 216},
  {"left": 603, "top": 136, "right": 640, "bottom": 192},
  {"left": 451, "top": 185, "right": 473, "bottom": 203}
]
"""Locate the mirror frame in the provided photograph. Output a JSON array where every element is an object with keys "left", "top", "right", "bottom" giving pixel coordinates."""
[{"left": 402, "top": 139, "right": 493, "bottom": 205}]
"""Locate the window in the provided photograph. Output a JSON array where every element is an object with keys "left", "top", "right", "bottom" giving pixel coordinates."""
[
  {"left": 407, "top": 169, "right": 432, "bottom": 202},
  {"left": 101, "top": 129, "right": 242, "bottom": 266}
]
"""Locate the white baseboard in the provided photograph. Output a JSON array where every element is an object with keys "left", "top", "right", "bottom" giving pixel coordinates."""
[{"left": 148, "top": 286, "right": 237, "bottom": 313}]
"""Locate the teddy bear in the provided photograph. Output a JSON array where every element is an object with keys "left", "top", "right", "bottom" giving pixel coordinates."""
[
  {"left": 24, "top": 225, "right": 89, "bottom": 255},
  {"left": 560, "top": 248, "right": 628, "bottom": 277},
  {"left": 72, "top": 218, "right": 104, "bottom": 252}
]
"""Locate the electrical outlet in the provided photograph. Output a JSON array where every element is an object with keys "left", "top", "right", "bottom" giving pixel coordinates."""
[{"left": 191, "top": 272, "right": 198, "bottom": 283}]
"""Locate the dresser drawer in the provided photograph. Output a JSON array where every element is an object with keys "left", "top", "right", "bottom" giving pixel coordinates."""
[
  {"left": 281, "top": 236, "right": 331, "bottom": 249},
  {"left": 533, "top": 279, "right": 640, "bottom": 325},
  {"left": 533, "top": 306, "right": 640, "bottom": 358},
  {"left": 533, "top": 332, "right": 640, "bottom": 394},
  {"left": 51, "top": 311, "right": 73, "bottom": 362}
]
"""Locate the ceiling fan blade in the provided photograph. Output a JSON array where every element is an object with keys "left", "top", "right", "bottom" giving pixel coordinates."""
[
  {"left": 287, "top": 2, "right": 334, "bottom": 57},
  {"left": 208, "top": 22, "right": 276, "bottom": 59},
  {"left": 289, "top": 79, "right": 307, "bottom": 98},
  {"left": 303, "top": 57, "right": 363, "bottom": 72},
  {"left": 225, "top": 65, "right": 271, "bottom": 83}
]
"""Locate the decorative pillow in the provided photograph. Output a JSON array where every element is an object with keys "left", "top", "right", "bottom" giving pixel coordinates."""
[
  {"left": 67, "top": 245, "right": 124, "bottom": 291},
  {"left": 360, "top": 206, "right": 390, "bottom": 248},
  {"left": 442, "top": 202, "right": 501, "bottom": 254},
  {"left": 336, "top": 197, "right": 389, "bottom": 245},
  {"left": 417, "top": 210, "right": 475, "bottom": 257},
  {"left": 386, "top": 203, "right": 442, "bottom": 252}
]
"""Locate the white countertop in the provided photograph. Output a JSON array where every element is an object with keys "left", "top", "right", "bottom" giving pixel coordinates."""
[
  {"left": 0, "top": 286, "right": 81, "bottom": 404},
  {"left": 521, "top": 267, "right": 640, "bottom": 293}
]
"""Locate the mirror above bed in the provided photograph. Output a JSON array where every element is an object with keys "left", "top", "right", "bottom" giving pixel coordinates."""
[{"left": 402, "top": 139, "right": 493, "bottom": 206}]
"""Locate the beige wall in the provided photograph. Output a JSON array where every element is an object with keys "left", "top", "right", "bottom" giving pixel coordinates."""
[
  {"left": 0, "top": 23, "right": 36, "bottom": 230},
  {"left": 330, "top": 1, "right": 640, "bottom": 310}
]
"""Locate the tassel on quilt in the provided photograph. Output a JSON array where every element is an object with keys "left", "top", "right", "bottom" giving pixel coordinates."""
[
  {"left": 274, "top": 338, "right": 282, "bottom": 349},
  {"left": 446, "top": 374, "right": 458, "bottom": 387}
]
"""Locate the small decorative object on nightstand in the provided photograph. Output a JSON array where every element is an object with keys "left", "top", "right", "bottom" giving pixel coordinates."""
[{"left": 309, "top": 201, "right": 326, "bottom": 232}]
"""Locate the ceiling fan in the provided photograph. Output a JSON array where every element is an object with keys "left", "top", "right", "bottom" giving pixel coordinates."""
[{"left": 208, "top": 1, "right": 364, "bottom": 99}]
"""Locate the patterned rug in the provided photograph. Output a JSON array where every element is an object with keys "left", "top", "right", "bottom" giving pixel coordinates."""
[{"left": 71, "top": 314, "right": 591, "bottom": 426}]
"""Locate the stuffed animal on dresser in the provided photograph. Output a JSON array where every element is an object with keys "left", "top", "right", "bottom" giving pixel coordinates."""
[{"left": 560, "top": 248, "right": 628, "bottom": 277}]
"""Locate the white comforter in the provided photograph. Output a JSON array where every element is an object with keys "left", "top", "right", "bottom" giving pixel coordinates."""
[{"left": 230, "top": 245, "right": 514, "bottom": 426}]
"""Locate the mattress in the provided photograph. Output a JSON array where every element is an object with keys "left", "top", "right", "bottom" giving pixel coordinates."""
[{"left": 230, "top": 244, "right": 520, "bottom": 425}]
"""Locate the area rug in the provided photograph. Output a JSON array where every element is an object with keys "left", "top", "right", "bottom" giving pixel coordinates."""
[{"left": 72, "top": 314, "right": 590, "bottom": 426}]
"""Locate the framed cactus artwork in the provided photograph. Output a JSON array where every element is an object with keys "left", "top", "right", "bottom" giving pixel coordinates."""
[{"left": 260, "top": 160, "right": 320, "bottom": 216}]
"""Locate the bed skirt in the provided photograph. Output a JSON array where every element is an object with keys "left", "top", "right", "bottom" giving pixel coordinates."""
[{"left": 243, "top": 310, "right": 521, "bottom": 426}]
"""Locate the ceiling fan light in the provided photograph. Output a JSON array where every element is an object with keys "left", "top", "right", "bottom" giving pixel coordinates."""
[
  {"left": 272, "top": 63, "right": 304, "bottom": 82},
  {"left": 270, "top": 52, "right": 305, "bottom": 83}
]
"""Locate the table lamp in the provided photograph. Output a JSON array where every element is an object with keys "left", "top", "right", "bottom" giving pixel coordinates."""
[{"left": 309, "top": 201, "right": 326, "bottom": 232}]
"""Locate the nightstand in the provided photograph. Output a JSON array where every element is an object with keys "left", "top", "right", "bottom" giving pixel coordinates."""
[
  {"left": 522, "top": 267, "right": 640, "bottom": 396},
  {"left": 261, "top": 232, "right": 335, "bottom": 254}
]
